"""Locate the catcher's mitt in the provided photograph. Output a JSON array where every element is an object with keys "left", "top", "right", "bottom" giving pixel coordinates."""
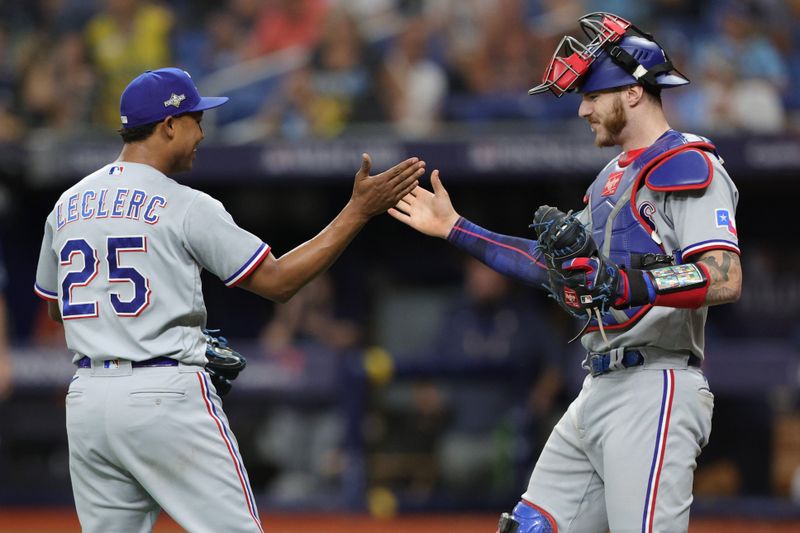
[
  {"left": 203, "top": 329, "right": 247, "bottom": 396},
  {"left": 531, "top": 205, "right": 598, "bottom": 318}
]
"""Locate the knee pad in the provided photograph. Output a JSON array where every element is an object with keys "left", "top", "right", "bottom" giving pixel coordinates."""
[{"left": 497, "top": 500, "right": 557, "bottom": 533}]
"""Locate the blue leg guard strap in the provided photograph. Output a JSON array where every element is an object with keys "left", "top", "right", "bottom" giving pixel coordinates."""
[{"left": 498, "top": 500, "right": 556, "bottom": 533}]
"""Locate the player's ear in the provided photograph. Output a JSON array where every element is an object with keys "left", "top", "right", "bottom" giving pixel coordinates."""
[
  {"left": 162, "top": 116, "right": 177, "bottom": 139},
  {"left": 626, "top": 85, "right": 645, "bottom": 107}
]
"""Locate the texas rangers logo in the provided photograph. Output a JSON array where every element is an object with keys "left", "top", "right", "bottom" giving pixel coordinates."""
[
  {"left": 639, "top": 201, "right": 657, "bottom": 232},
  {"left": 164, "top": 93, "right": 186, "bottom": 108},
  {"left": 602, "top": 171, "right": 624, "bottom": 196},
  {"left": 715, "top": 208, "right": 737, "bottom": 237}
]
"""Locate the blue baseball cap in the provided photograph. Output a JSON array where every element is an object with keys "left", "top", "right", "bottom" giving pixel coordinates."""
[{"left": 120, "top": 67, "right": 229, "bottom": 129}]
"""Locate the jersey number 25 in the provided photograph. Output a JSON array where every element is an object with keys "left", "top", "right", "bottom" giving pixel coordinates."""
[{"left": 60, "top": 236, "right": 151, "bottom": 319}]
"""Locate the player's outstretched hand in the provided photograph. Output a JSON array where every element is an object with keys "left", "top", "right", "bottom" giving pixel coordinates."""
[
  {"left": 388, "top": 169, "right": 460, "bottom": 239},
  {"left": 350, "top": 153, "right": 425, "bottom": 219}
]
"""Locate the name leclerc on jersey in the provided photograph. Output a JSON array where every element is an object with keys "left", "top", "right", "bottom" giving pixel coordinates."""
[{"left": 56, "top": 166, "right": 167, "bottom": 230}]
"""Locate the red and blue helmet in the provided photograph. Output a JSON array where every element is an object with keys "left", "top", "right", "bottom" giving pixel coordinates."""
[{"left": 529, "top": 12, "right": 689, "bottom": 97}]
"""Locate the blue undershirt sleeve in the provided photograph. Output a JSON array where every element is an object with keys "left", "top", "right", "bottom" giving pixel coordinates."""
[{"left": 446, "top": 217, "right": 549, "bottom": 287}]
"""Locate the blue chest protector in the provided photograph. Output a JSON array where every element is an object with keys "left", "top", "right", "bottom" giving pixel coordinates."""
[{"left": 584, "top": 129, "right": 717, "bottom": 331}]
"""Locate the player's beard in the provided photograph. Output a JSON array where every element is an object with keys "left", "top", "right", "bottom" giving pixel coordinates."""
[{"left": 593, "top": 94, "right": 626, "bottom": 147}]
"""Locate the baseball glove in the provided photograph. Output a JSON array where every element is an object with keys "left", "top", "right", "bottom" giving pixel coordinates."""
[
  {"left": 531, "top": 205, "right": 598, "bottom": 318},
  {"left": 532, "top": 205, "right": 629, "bottom": 322},
  {"left": 203, "top": 329, "right": 247, "bottom": 396}
]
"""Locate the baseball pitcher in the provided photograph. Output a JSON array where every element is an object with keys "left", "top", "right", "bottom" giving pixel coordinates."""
[{"left": 35, "top": 67, "right": 424, "bottom": 532}]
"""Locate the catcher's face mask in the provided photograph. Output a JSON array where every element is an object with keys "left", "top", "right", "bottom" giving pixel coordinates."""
[{"left": 529, "top": 12, "right": 688, "bottom": 97}]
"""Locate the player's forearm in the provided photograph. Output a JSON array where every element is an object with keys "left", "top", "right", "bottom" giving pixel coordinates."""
[
  {"left": 242, "top": 202, "right": 369, "bottom": 302},
  {"left": 695, "top": 250, "right": 742, "bottom": 306},
  {"left": 447, "top": 218, "right": 549, "bottom": 286},
  {"left": 618, "top": 250, "right": 741, "bottom": 310}
]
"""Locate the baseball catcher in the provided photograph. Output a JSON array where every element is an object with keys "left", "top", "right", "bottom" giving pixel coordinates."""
[
  {"left": 390, "top": 10, "right": 742, "bottom": 533},
  {"left": 204, "top": 329, "right": 247, "bottom": 396}
]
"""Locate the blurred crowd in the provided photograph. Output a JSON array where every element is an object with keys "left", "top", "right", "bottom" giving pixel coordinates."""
[{"left": 0, "top": 0, "right": 798, "bottom": 142}]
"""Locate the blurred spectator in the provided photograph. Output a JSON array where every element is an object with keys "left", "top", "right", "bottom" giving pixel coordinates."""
[
  {"left": 707, "top": 245, "right": 800, "bottom": 340},
  {"left": 443, "top": 0, "right": 557, "bottom": 123},
  {"left": 19, "top": 32, "right": 96, "bottom": 130},
  {"left": 528, "top": 0, "right": 586, "bottom": 38},
  {"left": 0, "top": 25, "right": 24, "bottom": 140},
  {"left": 424, "top": 0, "right": 495, "bottom": 70},
  {"left": 774, "top": 0, "right": 800, "bottom": 125},
  {"left": 674, "top": 1, "right": 789, "bottom": 133},
  {"left": 379, "top": 15, "right": 447, "bottom": 137},
  {"left": 260, "top": 8, "right": 382, "bottom": 138},
  {"left": 457, "top": 0, "right": 534, "bottom": 98},
  {"left": 192, "top": 8, "right": 248, "bottom": 75},
  {"left": 260, "top": 272, "right": 362, "bottom": 353},
  {"left": 254, "top": 273, "right": 362, "bottom": 502},
  {"left": 244, "top": 0, "right": 329, "bottom": 59},
  {"left": 583, "top": 0, "right": 651, "bottom": 25},
  {"left": 426, "top": 258, "right": 564, "bottom": 496},
  {"left": 0, "top": 244, "right": 11, "bottom": 400},
  {"left": 84, "top": 0, "right": 174, "bottom": 127},
  {"left": 331, "top": 0, "right": 402, "bottom": 41}
]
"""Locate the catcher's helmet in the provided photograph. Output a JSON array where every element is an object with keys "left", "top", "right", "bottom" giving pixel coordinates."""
[{"left": 529, "top": 12, "right": 689, "bottom": 97}]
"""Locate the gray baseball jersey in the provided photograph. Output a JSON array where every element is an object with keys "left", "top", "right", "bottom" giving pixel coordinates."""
[
  {"left": 35, "top": 162, "right": 269, "bottom": 365},
  {"left": 35, "top": 162, "right": 267, "bottom": 532}
]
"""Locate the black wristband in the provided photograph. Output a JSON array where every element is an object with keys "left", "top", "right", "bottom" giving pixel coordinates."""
[{"left": 624, "top": 268, "right": 651, "bottom": 308}]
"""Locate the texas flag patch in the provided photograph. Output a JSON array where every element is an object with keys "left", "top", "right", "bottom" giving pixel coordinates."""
[
  {"left": 109, "top": 166, "right": 124, "bottom": 175},
  {"left": 715, "top": 208, "right": 737, "bottom": 237}
]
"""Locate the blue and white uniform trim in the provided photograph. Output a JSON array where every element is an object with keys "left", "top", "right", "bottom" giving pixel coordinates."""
[
  {"left": 34, "top": 282, "right": 59, "bottom": 301},
  {"left": 224, "top": 243, "right": 270, "bottom": 287},
  {"left": 680, "top": 239, "right": 739, "bottom": 260},
  {"left": 197, "top": 373, "right": 263, "bottom": 532},
  {"left": 642, "top": 369, "right": 675, "bottom": 533}
]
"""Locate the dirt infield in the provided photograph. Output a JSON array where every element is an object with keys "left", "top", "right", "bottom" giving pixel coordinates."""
[{"left": 0, "top": 508, "right": 797, "bottom": 532}]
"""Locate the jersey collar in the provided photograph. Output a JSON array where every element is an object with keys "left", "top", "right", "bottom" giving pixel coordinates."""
[{"left": 618, "top": 147, "right": 647, "bottom": 168}]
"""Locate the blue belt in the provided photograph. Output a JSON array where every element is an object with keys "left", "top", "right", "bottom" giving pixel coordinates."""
[
  {"left": 588, "top": 350, "right": 643, "bottom": 377},
  {"left": 588, "top": 350, "right": 700, "bottom": 377},
  {"left": 77, "top": 356, "right": 178, "bottom": 369}
]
